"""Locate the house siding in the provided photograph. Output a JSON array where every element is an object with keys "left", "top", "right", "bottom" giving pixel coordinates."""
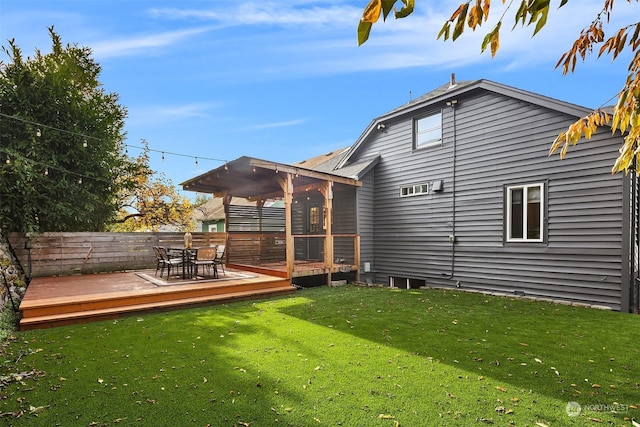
[
  {"left": 356, "top": 170, "right": 375, "bottom": 280},
  {"left": 350, "top": 89, "right": 628, "bottom": 310}
]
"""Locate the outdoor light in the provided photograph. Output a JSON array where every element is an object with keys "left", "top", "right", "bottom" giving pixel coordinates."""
[
  {"left": 377, "top": 123, "right": 386, "bottom": 130},
  {"left": 36, "top": 128, "right": 41, "bottom": 137},
  {"left": 83, "top": 139, "right": 87, "bottom": 148}
]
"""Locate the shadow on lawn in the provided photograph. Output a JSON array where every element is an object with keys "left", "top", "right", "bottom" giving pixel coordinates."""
[{"left": 275, "top": 286, "right": 640, "bottom": 414}]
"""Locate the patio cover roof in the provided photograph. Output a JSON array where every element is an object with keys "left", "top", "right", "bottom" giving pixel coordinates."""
[{"left": 180, "top": 156, "right": 361, "bottom": 199}]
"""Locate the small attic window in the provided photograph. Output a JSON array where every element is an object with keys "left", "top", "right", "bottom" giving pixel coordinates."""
[{"left": 414, "top": 111, "right": 442, "bottom": 149}]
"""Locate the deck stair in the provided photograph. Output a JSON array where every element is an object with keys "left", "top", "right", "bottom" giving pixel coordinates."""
[{"left": 19, "top": 271, "right": 294, "bottom": 330}]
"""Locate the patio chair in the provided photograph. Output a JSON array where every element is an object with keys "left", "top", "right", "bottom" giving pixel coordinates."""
[
  {"left": 157, "top": 246, "right": 183, "bottom": 280},
  {"left": 152, "top": 246, "right": 163, "bottom": 276},
  {"left": 214, "top": 244, "right": 226, "bottom": 275},
  {"left": 192, "top": 247, "right": 218, "bottom": 279}
]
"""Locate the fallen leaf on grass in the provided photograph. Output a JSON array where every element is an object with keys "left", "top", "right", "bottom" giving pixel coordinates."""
[
  {"left": 495, "top": 386, "right": 507, "bottom": 392},
  {"left": 588, "top": 418, "right": 603, "bottom": 423},
  {"left": 28, "top": 405, "right": 49, "bottom": 415},
  {"left": 535, "top": 423, "right": 549, "bottom": 427},
  {"left": 378, "top": 414, "right": 395, "bottom": 419}
]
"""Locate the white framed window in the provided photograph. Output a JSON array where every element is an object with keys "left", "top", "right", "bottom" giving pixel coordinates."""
[
  {"left": 506, "top": 183, "right": 544, "bottom": 242},
  {"left": 414, "top": 111, "right": 442, "bottom": 148},
  {"left": 400, "top": 183, "right": 429, "bottom": 197}
]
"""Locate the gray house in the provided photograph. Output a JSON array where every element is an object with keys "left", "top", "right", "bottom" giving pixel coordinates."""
[{"left": 324, "top": 79, "right": 638, "bottom": 312}]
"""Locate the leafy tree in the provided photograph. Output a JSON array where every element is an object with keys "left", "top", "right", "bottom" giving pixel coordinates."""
[
  {"left": 109, "top": 142, "right": 195, "bottom": 232},
  {"left": 358, "top": 0, "right": 640, "bottom": 173},
  {"left": 0, "top": 27, "right": 142, "bottom": 232}
]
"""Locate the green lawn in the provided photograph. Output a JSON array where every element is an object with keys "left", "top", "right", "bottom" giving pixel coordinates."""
[{"left": 1, "top": 285, "right": 639, "bottom": 426}]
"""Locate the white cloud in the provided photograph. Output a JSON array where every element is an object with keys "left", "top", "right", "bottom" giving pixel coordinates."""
[
  {"left": 90, "top": 27, "right": 213, "bottom": 58},
  {"left": 243, "top": 119, "right": 307, "bottom": 130},
  {"left": 128, "top": 102, "right": 220, "bottom": 125},
  {"left": 148, "top": 1, "right": 360, "bottom": 28}
]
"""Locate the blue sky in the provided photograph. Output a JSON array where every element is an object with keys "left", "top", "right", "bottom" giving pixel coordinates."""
[{"left": 1, "top": 1, "right": 635, "bottom": 196}]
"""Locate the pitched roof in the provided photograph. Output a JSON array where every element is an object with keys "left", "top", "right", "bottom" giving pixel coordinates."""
[
  {"left": 292, "top": 147, "right": 350, "bottom": 171},
  {"left": 335, "top": 79, "right": 595, "bottom": 169}
]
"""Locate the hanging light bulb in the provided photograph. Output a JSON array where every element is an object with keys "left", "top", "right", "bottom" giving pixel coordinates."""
[
  {"left": 83, "top": 139, "right": 87, "bottom": 148},
  {"left": 162, "top": 152, "right": 165, "bottom": 161},
  {"left": 36, "top": 129, "right": 41, "bottom": 137},
  {"left": 5, "top": 156, "right": 10, "bottom": 165},
  {"left": 44, "top": 168, "right": 49, "bottom": 176},
  {"left": 195, "top": 157, "right": 199, "bottom": 167},
  {"left": 77, "top": 177, "right": 82, "bottom": 184}
]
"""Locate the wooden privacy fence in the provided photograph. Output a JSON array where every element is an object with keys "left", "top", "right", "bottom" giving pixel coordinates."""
[{"left": 8, "top": 232, "right": 226, "bottom": 277}]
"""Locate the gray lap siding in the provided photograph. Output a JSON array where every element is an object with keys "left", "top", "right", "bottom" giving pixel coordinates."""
[{"left": 359, "top": 90, "right": 626, "bottom": 309}]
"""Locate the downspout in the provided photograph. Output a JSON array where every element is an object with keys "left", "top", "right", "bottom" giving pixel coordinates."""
[
  {"left": 634, "top": 158, "right": 639, "bottom": 312},
  {"left": 445, "top": 99, "right": 458, "bottom": 282}
]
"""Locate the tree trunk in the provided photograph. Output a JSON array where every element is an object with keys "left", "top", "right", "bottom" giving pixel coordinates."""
[{"left": 0, "top": 229, "right": 27, "bottom": 313}]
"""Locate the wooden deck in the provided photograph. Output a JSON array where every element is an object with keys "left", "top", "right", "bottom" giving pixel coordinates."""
[
  {"left": 228, "top": 260, "right": 358, "bottom": 279},
  {"left": 19, "top": 267, "right": 295, "bottom": 330}
]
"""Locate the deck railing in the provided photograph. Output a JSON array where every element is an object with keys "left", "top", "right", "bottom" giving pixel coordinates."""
[
  {"left": 228, "top": 232, "right": 359, "bottom": 268},
  {"left": 8, "top": 231, "right": 360, "bottom": 278}
]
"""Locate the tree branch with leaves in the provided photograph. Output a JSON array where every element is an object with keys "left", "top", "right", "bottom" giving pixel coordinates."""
[
  {"left": 109, "top": 141, "right": 194, "bottom": 232},
  {"left": 359, "top": 0, "right": 640, "bottom": 174}
]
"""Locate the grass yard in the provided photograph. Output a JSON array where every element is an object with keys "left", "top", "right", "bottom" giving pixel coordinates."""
[{"left": 1, "top": 285, "right": 639, "bottom": 426}]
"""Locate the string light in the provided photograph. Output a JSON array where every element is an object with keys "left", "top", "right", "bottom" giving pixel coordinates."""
[
  {"left": 5, "top": 156, "right": 10, "bottom": 165},
  {"left": 2, "top": 112, "right": 230, "bottom": 165},
  {"left": 195, "top": 157, "right": 198, "bottom": 167},
  {"left": 161, "top": 152, "right": 165, "bottom": 161}
]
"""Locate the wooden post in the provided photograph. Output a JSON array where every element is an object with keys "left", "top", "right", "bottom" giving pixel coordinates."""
[
  {"left": 223, "top": 193, "right": 231, "bottom": 262},
  {"left": 277, "top": 174, "right": 294, "bottom": 280},
  {"left": 320, "top": 181, "right": 334, "bottom": 286},
  {"left": 354, "top": 234, "right": 360, "bottom": 282},
  {"left": 256, "top": 199, "right": 265, "bottom": 260}
]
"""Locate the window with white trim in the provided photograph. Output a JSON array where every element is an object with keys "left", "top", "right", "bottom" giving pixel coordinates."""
[
  {"left": 400, "top": 183, "right": 429, "bottom": 197},
  {"left": 506, "top": 183, "right": 544, "bottom": 242},
  {"left": 414, "top": 111, "right": 442, "bottom": 148}
]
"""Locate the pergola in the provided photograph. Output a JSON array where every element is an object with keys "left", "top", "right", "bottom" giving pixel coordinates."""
[{"left": 181, "top": 156, "right": 362, "bottom": 283}]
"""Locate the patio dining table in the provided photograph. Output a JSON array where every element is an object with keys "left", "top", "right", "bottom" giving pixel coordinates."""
[{"left": 167, "top": 247, "right": 198, "bottom": 279}]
